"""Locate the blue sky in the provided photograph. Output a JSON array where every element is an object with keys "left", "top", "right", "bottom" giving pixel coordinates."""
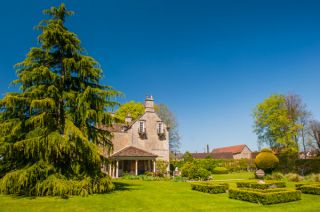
[{"left": 1, "top": 0, "right": 320, "bottom": 152}]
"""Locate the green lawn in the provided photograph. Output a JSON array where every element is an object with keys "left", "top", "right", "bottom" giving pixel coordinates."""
[{"left": 1, "top": 173, "right": 320, "bottom": 212}]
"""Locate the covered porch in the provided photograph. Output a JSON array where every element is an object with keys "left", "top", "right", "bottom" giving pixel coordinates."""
[{"left": 108, "top": 146, "right": 158, "bottom": 178}]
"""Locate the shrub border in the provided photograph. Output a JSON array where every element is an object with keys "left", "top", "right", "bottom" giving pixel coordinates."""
[
  {"left": 236, "top": 180, "right": 286, "bottom": 189},
  {"left": 229, "top": 188, "right": 301, "bottom": 205},
  {"left": 191, "top": 182, "right": 229, "bottom": 194}
]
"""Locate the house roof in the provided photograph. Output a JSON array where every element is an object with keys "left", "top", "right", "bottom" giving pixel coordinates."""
[
  {"left": 111, "top": 146, "right": 158, "bottom": 158},
  {"left": 191, "top": 152, "right": 234, "bottom": 159},
  {"left": 212, "top": 144, "right": 250, "bottom": 154}
]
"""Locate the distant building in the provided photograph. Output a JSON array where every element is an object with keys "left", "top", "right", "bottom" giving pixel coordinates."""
[
  {"left": 212, "top": 144, "right": 252, "bottom": 159},
  {"left": 101, "top": 96, "right": 169, "bottom": 178}
]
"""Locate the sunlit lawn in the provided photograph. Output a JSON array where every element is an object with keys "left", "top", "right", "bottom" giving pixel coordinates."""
[{"left": 1, "top": 172, "right": 320, "bottom": 212}]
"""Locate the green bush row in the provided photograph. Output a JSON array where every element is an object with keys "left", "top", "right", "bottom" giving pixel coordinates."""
[
  {"left": 229, "top": 188, "right": 301, "bottom": 205},
  {"left": 300, "top": 184, "right": 320, "bottom": 195},
  {"left": 295, "top": 183, "right": 320, "bottom": 190},
  {"left": 191, "top": 182, "right": 229, "bottom": 194},
  {"left": 236, "top": 181, "right": 286, "bottom": 189}
]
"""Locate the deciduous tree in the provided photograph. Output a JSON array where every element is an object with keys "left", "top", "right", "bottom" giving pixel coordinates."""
[
  {"left": 155, "top": 104, "right": 181, "bottom": 152},
  {"left": 253, "top": 94, "right": 301, "bottom": 151},
  {"left": 114, "top": 101, "right": 144, "bottom": 122}
]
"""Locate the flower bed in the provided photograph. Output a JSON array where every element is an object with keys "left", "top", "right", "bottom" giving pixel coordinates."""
[
  {"left": 191, "top": 182, "right": 229, "bottom": 194},
  {"left": 229, "top": 188, "right": 301, "bottom": 205},
  {"left": 236, "top": 180, "right": 286, "bottom": 189}
]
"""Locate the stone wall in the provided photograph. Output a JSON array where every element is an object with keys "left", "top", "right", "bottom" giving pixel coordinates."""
[{"left": 233, "top": 146, "right": 252, "bottom": 159}]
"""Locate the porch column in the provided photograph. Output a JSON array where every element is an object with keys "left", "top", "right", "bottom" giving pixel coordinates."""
[
  {"left": 135, "top": 160, "right": 138, "bottom": 176},
  {"left": 148, "top": 160, "right": 151, "bottom": 172},
  {"left": 153, "top": 160, "right": 156, "bottom": 173},
  {"left": 116, "top": 160, "right": 119, "bottom": 178},
  {"left": 109, "top": 163, "right": 112, "bottom": 177}
]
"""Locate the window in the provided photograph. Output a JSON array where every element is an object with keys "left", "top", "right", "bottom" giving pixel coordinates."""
[
  {"left": 157, "top": 122, "right": 163, "bottom": 134},
  {"left": 139, "top": 121, "right": 146, "bottom": 134}
]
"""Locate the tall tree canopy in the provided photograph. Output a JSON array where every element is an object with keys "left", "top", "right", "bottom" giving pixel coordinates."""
[
  {"left": 253, "top": 94, "right": 302, "bottom": 152},
  {"left": 114, "top": 101, "right": 144, "bottom": 122},
  {"left": 0, "top": 4, "right": 119, "bottom": 196}
]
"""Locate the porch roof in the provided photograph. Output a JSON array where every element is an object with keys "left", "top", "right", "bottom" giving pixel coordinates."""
[{"left": 111, "top": 146, "right": 158, "bottom": 159}]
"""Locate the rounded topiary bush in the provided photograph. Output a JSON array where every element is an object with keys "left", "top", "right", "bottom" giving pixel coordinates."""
[
  {"left": 181, "top": 163, "right": 211, "bottom": 180},
  {"left": 212, "top": 167, "right": 229, "bottom": 174},
  {"left": 255, "top": 148, "right": 279, "bottom": 174}
]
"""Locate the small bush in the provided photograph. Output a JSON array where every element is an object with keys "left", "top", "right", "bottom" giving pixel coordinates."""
[
  {"left": 285, "top": 173, "right": 304, "bottom": 182},
  {"left": 194, "top": 168, "right": 211, "bottom": 180},
  {"left": 191, "top": 182, "right": 229, "bottom": 194},
  {"left": 212, "top": 167, "right": 229, "bottom": 174},
  {"left": 265, "top": 172, "right": 285, "bottom": 180},
  {"left": 156, "top": 160, "right": 169, "bottom": 177},
  {"left": 305, "top": 174, "right": 320, "bottom": 182},
  {"left": 255, "top": 148, "right": 279, "bottom": 174},
  {"left": 229, "top": 188, "right": 301, "bottom": 205},
  {"left": 181, "top": 163, "right": 211, "bottom": 180},
  {"left": 236, "top": 181, "right": 286, "bottom": 189}
]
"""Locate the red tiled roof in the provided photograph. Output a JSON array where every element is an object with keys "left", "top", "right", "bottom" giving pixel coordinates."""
[
  {"left": 212, "top": 144, "right": 249, "bottom": 154},
  {"left": 191, "top": 152, "right": 234, "bottom": 159},
  {"left": 111, "top": 146, "right": 158, "bottom": 158}
]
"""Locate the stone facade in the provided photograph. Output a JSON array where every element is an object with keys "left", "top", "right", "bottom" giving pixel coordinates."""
[
  {"left": 107, "top": 96, "right": 170, "bottom": 177},
  {"left": 232, "top": 146, "right": 252, "bottom": 159},
  {"left": 112, "top": 97, "right": 169, "bottom": 162}
]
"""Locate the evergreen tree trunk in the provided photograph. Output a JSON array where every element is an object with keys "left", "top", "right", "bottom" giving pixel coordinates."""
[{"left": 0, "top": 4, "right": 119, "bottom": 197}]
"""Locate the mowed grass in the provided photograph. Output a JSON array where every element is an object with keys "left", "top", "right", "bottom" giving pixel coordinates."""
[{"left": 0, "top": 172, "right": 320, "bottom": 212}]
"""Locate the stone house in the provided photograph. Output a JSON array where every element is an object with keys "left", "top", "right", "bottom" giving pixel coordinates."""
[
  {"left": 102, "top": 96, "right": 170, "bottom": 178},
  {"left": 212, "top": 144, "right": 252, "bottom": 159}
]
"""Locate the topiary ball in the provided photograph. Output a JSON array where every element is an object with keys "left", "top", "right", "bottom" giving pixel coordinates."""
[{"left": 255, "top": 148, "right": 279, "bottom": 174}]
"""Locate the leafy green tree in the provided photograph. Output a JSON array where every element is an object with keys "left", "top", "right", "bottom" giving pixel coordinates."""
[
  {"left": 0, "top": 4, "right": 119, "bottom": 196},
  {"left": 155, "top": 104, "right": 181, "bottom": 152},
  {"left": 182, "top": 151, "right": 194, "bottom": 162},
  {"left": 253, "top": 94, "right": 301, "bottom": 151},
  {"left": 114, "top": 101, "right": 144, "bottom": 122}
]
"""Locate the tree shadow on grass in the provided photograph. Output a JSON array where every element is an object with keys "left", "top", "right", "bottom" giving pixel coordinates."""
[{"left": 113, "top": 182, "right": 140, "bottom": 192}]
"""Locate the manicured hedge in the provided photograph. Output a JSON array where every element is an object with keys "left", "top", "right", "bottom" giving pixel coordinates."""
[
  {"left": 191, "top": 182, "right": 229, "bottom": 194},
  {"left": 295, "top": 183, "right": 320, "bottom": 190},
  {"left": 229, "top": 188, "right": 301, "bottom": 205},
  {"left": 298, "top": 184, "right": 320, "bottom": 195},
  {"left": 236, "top": 181, "right": 286, "bottom": 189}
]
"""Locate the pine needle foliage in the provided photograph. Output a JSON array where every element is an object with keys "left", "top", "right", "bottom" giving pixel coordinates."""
[{"left": 0, "top": 4, "right": 120, "bottom": 197}]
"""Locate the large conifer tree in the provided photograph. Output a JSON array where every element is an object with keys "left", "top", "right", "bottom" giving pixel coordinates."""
[{"left": 0, "top": 4, "right": 119, "bottom": 196}]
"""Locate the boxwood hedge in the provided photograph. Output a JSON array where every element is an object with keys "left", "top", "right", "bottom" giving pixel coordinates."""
[
  {"left": 299, "top": 184, "right": 320, "bottom": 195},
  {"left": 295, "top": 183, "right": 320, "bottom": 190},
  {"left": 236, "top": 181, "right": 286, "bottom": 189},
  {"left": 191, "top": 182, "right": 229, "bottom": 194},
  {"left": 229, "top": 188, "right": 301, "bottom": 205}
]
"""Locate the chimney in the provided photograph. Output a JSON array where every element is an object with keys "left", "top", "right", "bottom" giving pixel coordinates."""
[
  {"left": 125, "top": 113, "right": 132, "bottom": 123},
  {"left": 145, "top": 95, "right": 155, "bottom": 113},
  {"left": 206, "top": 144, "right": 209, "bottom": 153}
]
